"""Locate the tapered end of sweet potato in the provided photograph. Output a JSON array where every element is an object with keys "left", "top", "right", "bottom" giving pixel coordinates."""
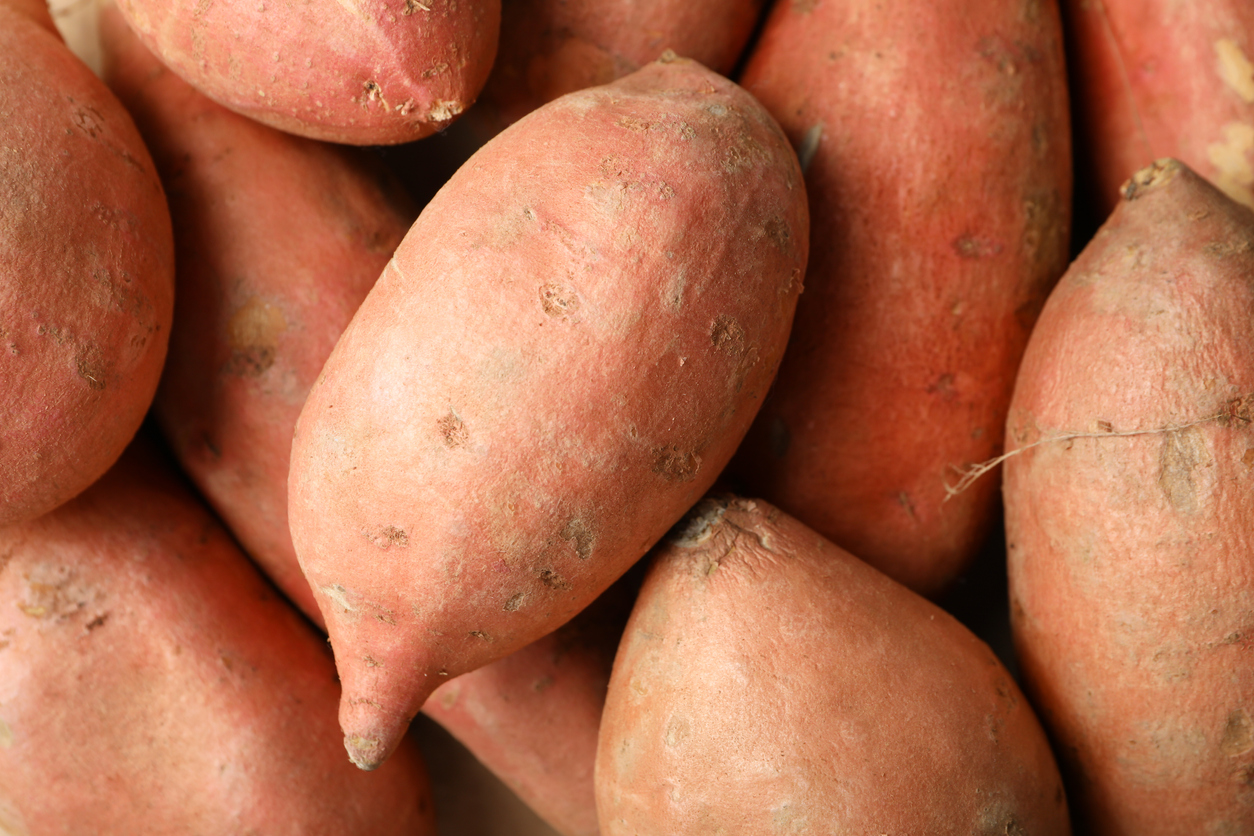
[{"left": 341, "top": 709, "right": 413, "bottom": 772}]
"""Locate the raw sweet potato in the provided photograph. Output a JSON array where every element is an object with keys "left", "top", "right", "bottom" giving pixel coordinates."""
[
  {"left": 99, "top": 3, "right": 414, "bottom": 622},
  {"left": 0, "top": 437, "right": 435, "bottom": 835},
  {"left": 288, "top": 55, "right": 808, "bottom": 770},
  {"left": 0, "top": 0, "right": 174, "bottom": 528},
  {"left": 113, "top": 0, "right": 500, "bottom": 144},
  {"left": 596, "top": 494, "right": 1070, "bottom": 835},
  {"left": 729, "top": 0, "right": 1072, "bottom": 596},
  {"left": 1004, "top": 158, "right": 1254, "bottom": 834},
  {"left": 1063, "top": 0, "right": 1254, "bottom": 213},
  {"left": 469, "top": 0, "right": 764, "bottom": 132}
]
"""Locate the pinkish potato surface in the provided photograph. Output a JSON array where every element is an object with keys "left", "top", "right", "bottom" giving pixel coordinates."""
[
  {"left": 0, "top": 3, "right": 174, "bottom": 529},
  {"left": 596, "top": 495, "right": 1070, "bottom": 835},
  {"left": 289, "top": 55, "right": 808, "bottom": 770}
]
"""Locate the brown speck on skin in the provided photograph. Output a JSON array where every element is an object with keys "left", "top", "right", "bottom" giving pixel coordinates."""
[
  {"left": 1220, "top": 709, "right": 1254, "bottom": 756},
  {"left": 1098, "top": 420, "right": 1114, "bottom": 433},
  {"left": 763, "top": 215, "right": 793, "bottom": 255},
  {"left": 469, "top": 630, "right": 493, "bottom": 642},
  {"left": 84, "top": 613, "right": 108, "bottom": 632},
  {"left": 402, "top": 0, "right": 430, "bottom": 12},
  {"left": 364, "top": 655, "right": 381, "bottom": 667},
  {"left": 537, "top": 568, "right": 571, "bottom": 590},
  {"left": 710, "top": 314, "right": 745, "bottom": 356},
  {"left": 953, "top": 234, "right": 1004, "bottom": 259},
  {"left": 927, "top": 373, "right": 957, "bottom": 401},
  {"left": 540, "top": 283, "right": 581, "bottom": 319},
  {"left": 75, "top": 344, "right": 108, "bottom": 390},
  {"left": 897, "top": 491, "right": 917, "bottom": 521},
  {"left": 652, "top": 446, "right": 701, "bottom": 482},
  {"left": 533, "top": 676, "right": 554, "bottom": 692},
  {"left": 1243, "top": 448, "right": 1254, "bottom": 467},
  {"left": 560, "top": 518, "right": 594, "bottom": 560},
  {"left": 504, "top": 593, "right": 524, "bottom": 611},
  {"left": 438, "top": 412, "right": 469, "bottom": 448},
  {"left": 1159, "top": 427, "right": 1210, "bottom": 514}
]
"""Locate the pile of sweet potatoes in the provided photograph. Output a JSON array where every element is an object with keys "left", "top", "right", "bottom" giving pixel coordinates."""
[{"left": 2, "top": 0, "right": 1252, "bottom": 832}]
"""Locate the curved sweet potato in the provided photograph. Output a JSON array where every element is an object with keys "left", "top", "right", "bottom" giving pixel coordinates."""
[
  {"left": 729, "top": 0, "right": 1072, "bottom": 596},
  {"left": 113, "top": 0, "right": 500, "bottom": 144},
  {"left": 99, "top": 4, "right": 415, "bottom": 622},
  {"left": 288, "top": 55, "right": 808, "bottom": 770},
  {"left": 1063, "top": 0, "right": 1254, "bottom": 213},
  {"left": 596, "top": 494, "right": 1070, "bottom": 835},
  {"left": 0, "top": 1, "right": 174, "bottom": 528},
  {"left": 1005, "top": 158, "right": 1254, "bottom": 834},
  {"left": 0, "top": 437, "right": 435, "bottom": 835}
]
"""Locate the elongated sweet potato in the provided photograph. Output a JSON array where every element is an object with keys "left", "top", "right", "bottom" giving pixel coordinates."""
[
  {"left": 288, "top": 55, "right": 808, "bottom": 770},
  {"left": 596, "top": 495, "right": 1070, "bottom": 835},
  {"left": 729, "top": 0, "right": 1072, "bottom": 596},
  {"left": 100, "top": 4, "right": 414, "bottom": 622},
  {"left": 470, "top": 0, "right": 763, "bottom": 132},
  {"left": 0, "top": 437, "right": 435, "bottom": 835},
  {"left": 1005, "top": 159, "right": 1254, "bottom": 834},
  {"left": 113, "top": 0, "right": 500, "bottom": 144},
  {"left": 1064, "top": 0, "right": 1254, "bottom": 213},
  {"left": 0, "top": 0, "right": 174, "bottom": 529}
]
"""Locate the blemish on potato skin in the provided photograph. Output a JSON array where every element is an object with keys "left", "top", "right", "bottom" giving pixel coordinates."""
[
  {"left": 537, "top": 568, "right": 571, "bottom": 590},
  {"left": 710, "top": 314, "right": 745, "bottom": 356},
  {"left": 540, "top": 283, "right": 581, "bottom": 319},
  {"left": 503, "top": 593, "right": 525, "bottom": 611},
  {"left": 365, "top": 525, "right": 409, "bottom": 549},
  {"left": 469, "top": 630, "right": 493, "bottom": 642},
  {"left": 560, "top": 518, "right": 594, "bottom": 560},
  {"left": 1158, "top": 427, "right": 1211, "bottom": 514},
  {"left": 652, "top": 446, "right": 701, "bottom": 482},
  {"left": 438, "top": 412, "right": 469, "bottom": 448},
  {"left": 1220, "top": 709, "right": 1253, "bottom": 756},
  {"left": 223, "top": 297, "right": 286, "bottom": 377}
]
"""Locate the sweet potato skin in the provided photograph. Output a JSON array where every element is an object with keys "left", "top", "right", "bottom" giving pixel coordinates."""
[
  {"left": 1004, "top": 159, "right": 1254, "bottom": 835},
  {"left": 730, "top": 0, "right": 1071, "bottom": 596},
  {"left": 0, "top": 438, "right": 436, "bottom": 836},
  {"left": 0, "top": 5, "right": 174, "bottom": 528},
  {"left": 596, "top": 495, "right": 1070, "bottom": 835},
  {"left": 1064, "top": 0, "right": 1254, "bottom": 212},
  {"left": 113, "top": 0, "right": 500, "bottom": 144},
  {"left": 471, "top": 0, "right": 764, "bottom": 131},
  {"left": 99, "top": 4, "right": 414, "bottom": 623},
  {"left": 288, "top": 56, "right": 808, "bottom": 769}
]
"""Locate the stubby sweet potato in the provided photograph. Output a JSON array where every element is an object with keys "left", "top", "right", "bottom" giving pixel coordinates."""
[
  {"left": 596, "top": 495, "right": 1070, "bottom": 835},
  {"left": 1064, "top": 0, "right": 1254, "bottom": 213},
  {"left": 99, "top": 4, "right": 414, "bottom": 622},
  {"left": 113, "top": 0, "right": 500, "bottom": 144},
  {"left": 1005, "top": 158, "right": 1254, "bottom": 834},
  {"left": 0, "top": 437, "right": 435, "bottom": 835},
  {"left": 729, "top": 0, "right": 1072, "bottom": 596},
  {"left": 469, "top": 0, "right": 764, "bottom": 132},
  {"left": 0, "top": 0, "right": 174, "bottom": 528},
  {"left": 288, "top": 55, "right": 808, "bottom": 770}
]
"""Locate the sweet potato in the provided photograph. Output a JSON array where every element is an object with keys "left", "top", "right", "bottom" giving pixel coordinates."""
[
  {"left": 596, "top": 494, "right": 1070, "bottom": 835},
  {"left": 469, "top": 0, "right": 764, "bottom": 132},
  {"left": 288, "top": 55, "right": 808, "bottom": 770},
  {"left": 1063, "top": 0, "right": 1254, "bottom": 213},
  {"left": 99, "top": 4, "right": 415, "bottom": 622},
  {"left": 113, "top": 0, "right": 500, "bottom": 144},
  {"left": 0, "top": 0, "right": 174, "bottom": 528},
  {"left": 1004, "top": 158, "right": 1254, "bottom": 834},
  {"left": 0, "top": 437, "right": 435, "bottom": 835},
  {"left": 729, "top": 0, "right": 1072, "bottom": 596}
]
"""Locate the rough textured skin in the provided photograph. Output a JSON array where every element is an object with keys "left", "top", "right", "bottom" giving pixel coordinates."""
[
  {"left": 113, "top": 0, "right": 499, "bottom": 144},
  {"left": 596, "top": 495, "right": 1070, "bottom": 835},
  {"left": 729, "top": 0, "right": 1072, "bottom": 597},
  {"left": 0, "top": 3, "right": 175, "bottom": 529},
  {"left": 0, "top": 438, "right": 436, "bottom": 836},
  {"left": 288, "top": 56, "right": 808, "bottom": 770},
  {"left": 469, "top": 0, "right": 764, "bottom": 133},
  {"left": 99, "top": 5, "right": 414, "bottom": 623},
  {"left": 424, "top": 569, "right": 640, "bottom": 836},
  {"left": 1004, "top": 159, "right": 1254, "bottom": 835},
  {"left": 1064, "top": 0, "right": 1254, "bottom": 213}
]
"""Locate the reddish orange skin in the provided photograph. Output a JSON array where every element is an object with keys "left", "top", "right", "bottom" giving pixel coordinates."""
[
  {"left": 1005, "top": 160, "right": 1254, "bottom": 835},
  {"left": 0, "top": 4, "right": 174, "bottom": 529},
  {"left": 730, "top": 0, "right": 1072, "bottom": 596},
  {"left": 1064, "top": 0, "right": 1254, "bottom": 212},
  {"left": 0, "top": 439, "right": 436, "bottom": 836},
  {"left": 100, "top": 6, "right": 414, "bottom": 623},
  {"left": 424, "top": 571, "right": 638, "bottom": 836},
  {"left": 470, "top": 0, "right": 764, "bottom": 132},
  {"left": 114, "top": 0, "right": 500, "bottom": 144},
  {"left": 596, "top": 495, "right": 1070, "bottom": 835},
  {"left": 289, "top": 56, "right": 808, "bottom": 770}
]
